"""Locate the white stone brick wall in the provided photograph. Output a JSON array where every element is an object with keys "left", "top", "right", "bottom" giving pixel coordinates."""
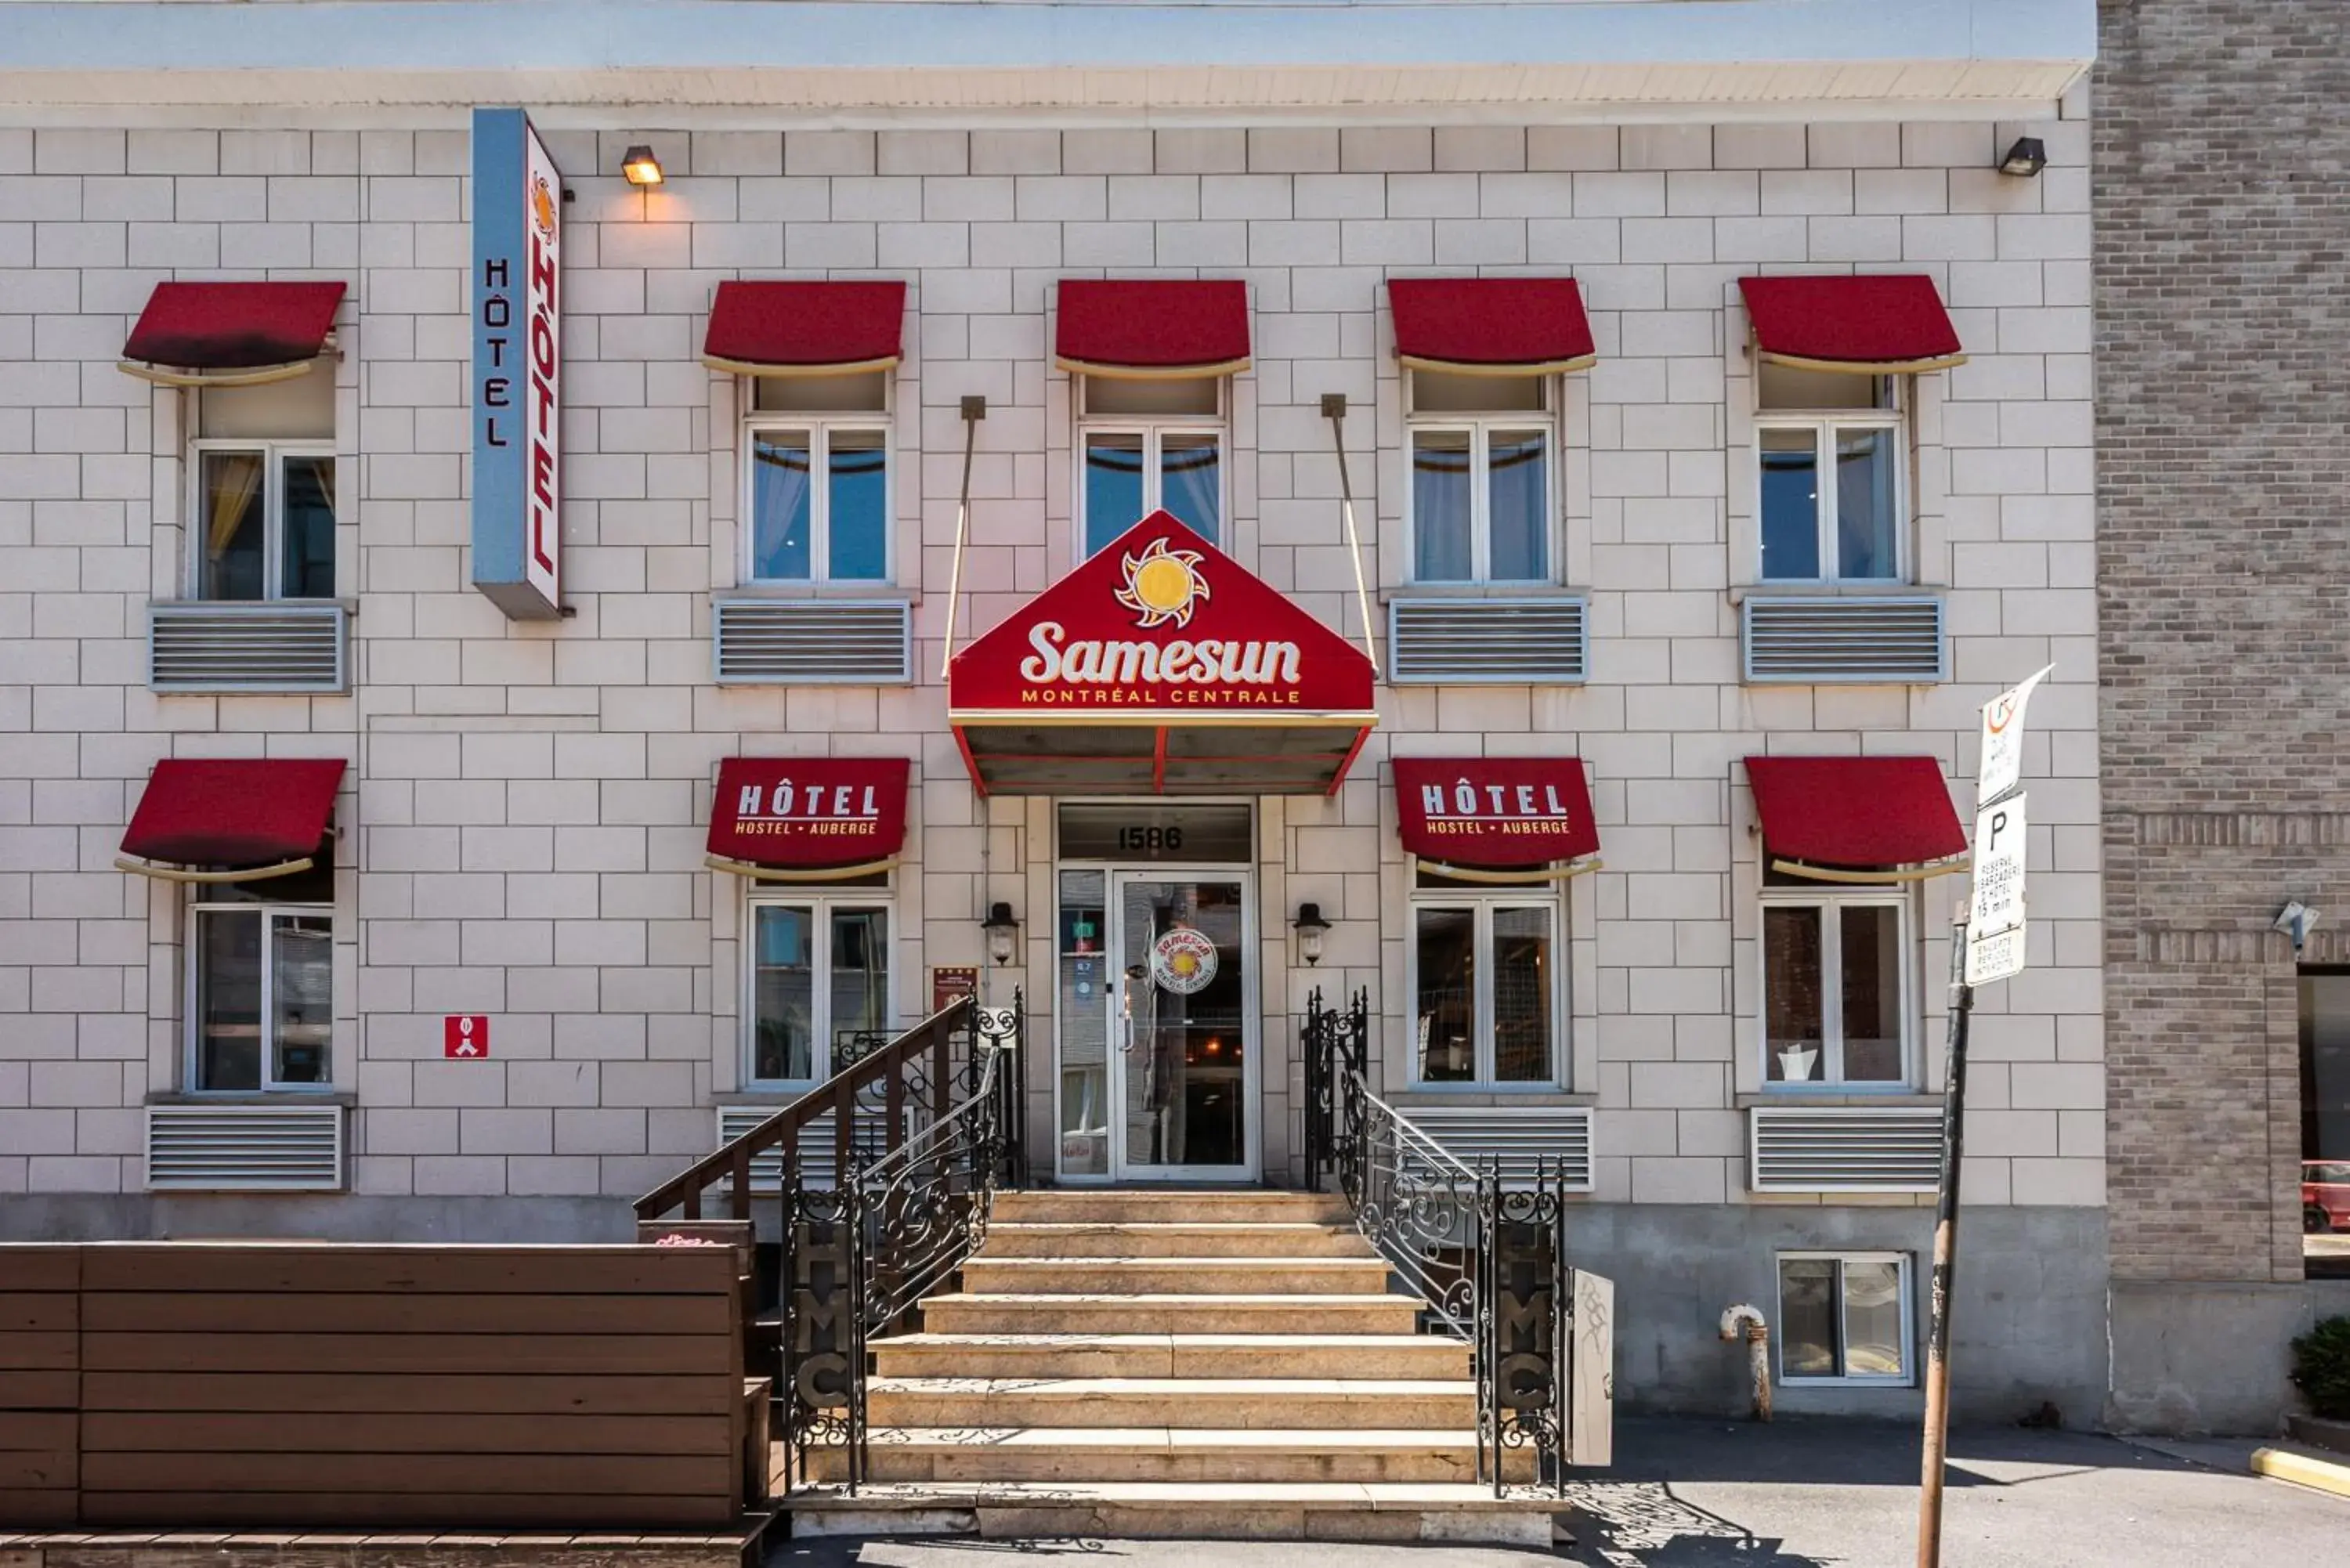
[{"left": 0, "top": 117, "right": 2099, "bottom": 1214}]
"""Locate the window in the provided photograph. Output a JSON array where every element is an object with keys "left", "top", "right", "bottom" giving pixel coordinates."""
[
  {"left": 1777, "top": 1254, "right": 1912, "bottom": 1383},
  {"left": 187, "top": 854, "right": 334, "bottom": 1093},
  {"left": 746, "top": 893, "right": 892, "bottom": 1084},
  {"left": 1411, "top": 875, "right": 1560, "bottom": 1086},
  {"left": 1755, "top": 364, "right": 1903, "bottom": 583},
  {"left": 1406, "top": 369, "right": 1553, "bottom": 585},
  {"left": 2298, "top": 971, "right": 2350, "bottom": 1275},
  {"left": 190, "top": 444, "right": 336, "bottom": 600},
  {"left": 1077, "top": 374, "right": 1224, "bottom": 557},
  {"left": 1762, "top": 881, "right": 1909, "bottom": 1087},
  {"left": 745, "top": 370, "right": 892, "bottom": 584}
]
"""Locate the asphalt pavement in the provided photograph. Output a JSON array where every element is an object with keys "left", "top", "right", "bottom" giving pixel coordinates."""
[{"left": 769, "top": 1416, "right": 2350, "bottom": 1568}]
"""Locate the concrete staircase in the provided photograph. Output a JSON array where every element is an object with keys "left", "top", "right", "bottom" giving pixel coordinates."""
[{"left": 792, "top": 1188, "right": 1556, "bottom": 1544}]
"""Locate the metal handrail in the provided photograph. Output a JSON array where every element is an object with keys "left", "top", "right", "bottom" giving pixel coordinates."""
[{"left": 633, "top": 997, "right": 972, "bottom": 1223}]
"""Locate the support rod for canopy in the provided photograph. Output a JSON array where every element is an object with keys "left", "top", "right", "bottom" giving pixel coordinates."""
[
  {"left": 1321, "top": 392, "right": 1383, "bottom": 682},
  {"left": 938, "top": 395, "right": 988, "bottom": 681}
]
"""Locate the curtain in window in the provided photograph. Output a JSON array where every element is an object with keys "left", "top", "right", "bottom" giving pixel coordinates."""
[
  {"left": 1485, "top": 432, "right": 1549, "bottom": 581},
  {"left": 1159, "top": 435, "right": 1221, "bottom": 544},
  {"left": 1412, "top": 432, "right": 1473, "bottom": 581},
  {"left": 1084, "top": 433, "right": 1147, "bottom": 556},
  {"left": 750, "top": 433, "right": 815, "bottom": 580},
  {"left": 201, "top": 450, "right": 266, "bottom": 600}
]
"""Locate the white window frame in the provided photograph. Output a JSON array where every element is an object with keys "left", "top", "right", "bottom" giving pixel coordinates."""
[
  {"left": 1775, "top": 1252, "right": 1914, "bottom": 1386},
  {"left": 186, "top": 439, "right": 338, "bottom": 602},
  {"left": 742, "top": 887, "right": 897, "bottom": 1088},
  {"left": 184, "top": 901, "right": 335, "bottom": 1094},
  {"left": 1403, "top": 370, "right": 1560, "bottom": 587},
  {"left": 1752, "top": 374, "right": 1907, "bottom": 585},
  {"left": 1758, "top": 884, "right": 1915, "bottom": 1090},
  {"left": 1406, "top": 887, "right": 1567, "bottom": 1089},
  {"left": 1073, "top": 374, "right": 1229, "bottom": 562},
  {"left": 741, "top": 386, "right": 895, "bottom": 586}
]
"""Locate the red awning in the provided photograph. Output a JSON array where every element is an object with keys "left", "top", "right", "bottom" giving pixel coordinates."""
[
  {"left": 701, "top": 280, "right": 908, "bottom": 375},
  {"left": 117, "top": 759, "right": 345, "bottom": 881},
  {"left": 949, "top": 511, "right": 1376, "bottom": 796},
  {"left": 119, "top": 281, "right": 346, "bottom": 386},
  {"left": 1389, "top": 278, "right": 1596, "bottom": 374},
  {"left": 1055, "top": 280, "right": 1251, "bottom": 378},
  {"left": 1395, "top": 758, "right": 1600, "bottom": 877},
  {"left": 1737, "top": 275, "right": 1965, "bottom": 374},
  {"left": 1745, "top": 756, "right": 1968, "bottom": 881},
  {"left": 707, "top": 757, "right": 911, "bottom": 878}
]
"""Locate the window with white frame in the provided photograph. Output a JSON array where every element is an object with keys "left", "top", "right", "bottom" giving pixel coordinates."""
[
  {"left": 1755, "top": 363, "right": 1904, "bottom": 583},
  {"left": 187, "top": 853, "right": 334, "bottom": 1093},
  {"left": 1077, "top": 374, "right": 1225, "bottom": 558},
  {"left": 744, "top": 370, "right": 892, "bottom": 584},
  {"left": 1410, "top": 871, "right": 1562, "bottom": 1086},
  {"left": 1777, "top": 1253, "right": 1912, "bottom": 1384},
  {"left": 190, "top": 378, "right": 338, "bottom": 601},
  {"left": 746, "top": 889, "right": 892, "bottom": 1085},
  {"left": 1762, "top": 875, "right": 1911, "bottom": 1088},
  {"left": 1406, "top": 369, "right": 1555, "bottom": 585}
]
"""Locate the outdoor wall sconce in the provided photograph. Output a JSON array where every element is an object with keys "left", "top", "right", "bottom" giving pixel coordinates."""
[
  {"left": 1998, "top": 137, "right": 2048, "bottom": 178},
  {"left": 2275, "top": 900, "right": 2323, "bottom": 956},
  {"left": 1293, "top": 902, "right": 1332, "bottom": 967},
  {"left": 620, "top": 145, "right": 666, "bottom": 186},
  {"left": 982, "top": 901, "right": 1021, "bottom": 967}
]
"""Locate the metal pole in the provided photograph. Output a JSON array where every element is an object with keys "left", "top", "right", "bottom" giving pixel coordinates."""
[
  {"left": 938, "top": 395, "right": 985, "bottom": 679},
  {"left": 1916, "top": 908, "right": 1973, "bottom": 1568},
  {"left": 1321, "top": 393, "right": 1383, "bottom": 680}
]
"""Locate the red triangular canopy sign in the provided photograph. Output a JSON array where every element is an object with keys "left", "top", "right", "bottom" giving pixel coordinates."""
[{"left": 949, "top": 513, "right": 1376, "bottom": 717}]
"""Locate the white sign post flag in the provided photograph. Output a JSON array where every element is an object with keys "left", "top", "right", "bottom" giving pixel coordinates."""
[
  {"left": 1965, "top": 793, "right": 2028, "bottom": 986},
  {"left": 1976, "top": 663, "right": 2052, "bottom": 807}
]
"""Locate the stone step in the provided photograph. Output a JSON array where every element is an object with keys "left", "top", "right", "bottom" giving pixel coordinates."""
[
  {"left": 866, "top": 1375, "right": 1477, "bottom": 1431},
  {"left": 989, "top": 1189, "right": 1352, "bottom": 1226},
  {"left": 801, "top": 1425, "right": 1533, "bottom": 1485},
  {"left": 871, "top": 1331, "right": 1468, "bottom": 1381},
  {"left": 960, "top": 1255, "right": 1392, "bottom": 1296},
  {"left": 920, "top": 1292, "right": 1425, "bottom": 1336},
  {"left": 979, "top": 1220, "right": 1374, "bottom": 1259},
  {"left": 786, "top": 1480, "right": 1561, "bottom": 1545}
]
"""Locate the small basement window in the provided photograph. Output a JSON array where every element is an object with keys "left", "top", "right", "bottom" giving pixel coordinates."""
[{"left": 1777, "top": 1253, "right": 1913, "bottom": 1385}]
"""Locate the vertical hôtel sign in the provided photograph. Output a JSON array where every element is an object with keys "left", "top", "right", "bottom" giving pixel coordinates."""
[{"left": 470, "top": 107, "right": 563, "bottom": 620}]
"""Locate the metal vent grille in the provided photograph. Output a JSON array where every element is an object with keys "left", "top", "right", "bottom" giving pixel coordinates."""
[
  {"left": 1748, "top": 1106, "right": 1943, "bottom": 1193},
  {"left": 1389, "top": 597, "right": 1589, "bottom": 685},
  {"left": 714, "top": 598, "right": 913, "bottom": 685},
  {"left": 1400, "top": 1105, "right": 1595, "bottom": 1191},
  {"left": 1741, "top": 595, "right": 1945, "bottom": 684},
  {"left": 149, "top": 602, "right": 349, "bottom": 693},
  {"left": 144, "top": 1103, "right": 346, "bottom": 1191},
  {"left": 716, "top": 1106, "right": 905, "bottom": 1190}
]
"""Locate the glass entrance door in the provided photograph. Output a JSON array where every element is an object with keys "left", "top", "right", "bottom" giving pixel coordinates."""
[{"left": 1112, "top": 874, "right": 1251, "bottom": 1179}]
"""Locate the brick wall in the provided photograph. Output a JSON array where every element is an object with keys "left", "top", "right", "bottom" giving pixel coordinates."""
[
  {"left": 2096, "top": 1, "right": 2350, "bottom": 1281},
  {"left": 0, "top": 117, "right": 2102, "bottom": 1218}
]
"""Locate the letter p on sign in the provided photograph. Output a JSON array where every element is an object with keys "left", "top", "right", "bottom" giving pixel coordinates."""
[{"left": 444, "top": 1015, "right": 491, "bottom": 1059}]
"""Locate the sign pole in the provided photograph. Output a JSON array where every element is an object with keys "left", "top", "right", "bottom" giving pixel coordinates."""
[{"left": 1915, "top": 907, "right": 1972, "bottom": 1568}]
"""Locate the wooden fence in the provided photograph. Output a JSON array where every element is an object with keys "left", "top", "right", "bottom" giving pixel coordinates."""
[{"left": 0, "top": 1242, "right": 758, "bottom": 1532}]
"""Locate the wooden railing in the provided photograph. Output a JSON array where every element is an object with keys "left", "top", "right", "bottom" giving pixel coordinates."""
[{"left": 634, "top": 998, "right": 973, "bottom": 1226}]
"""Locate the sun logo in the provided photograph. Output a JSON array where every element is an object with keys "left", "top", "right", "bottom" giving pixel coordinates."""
[
  {"left": 530, "top": 174, "right": 558, "bottom": 241},
  {"left": 1115, "top": 537, "right": 1210, "bottom": 629}
]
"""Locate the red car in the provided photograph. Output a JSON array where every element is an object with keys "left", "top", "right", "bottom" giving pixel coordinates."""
[{"left": 2308, "top": 1161, "right": 2350, "bottom": 1233}]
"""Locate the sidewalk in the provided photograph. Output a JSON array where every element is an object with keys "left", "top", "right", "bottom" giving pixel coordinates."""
[{"left": 771, "top": 1415, "right": 2350, "bottom": 1568}]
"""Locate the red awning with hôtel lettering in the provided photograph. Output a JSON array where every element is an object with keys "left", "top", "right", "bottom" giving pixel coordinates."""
[
  {"left": 948, "top": 512, "right": 1376, "bottom": 797},
  {"left": 701, "top": 280, "right": 907, "bottom": 376},
  {"left": 1737, "top": 275, "right": 1966, "bottom": 374},
  {"left": 117, "top": 758, "right": 345, "bottom": 882},
  {"left": 707, "top": 757, "right": 911, "bottom": 879},
  {"left": 1745, "top": 755, "right": 1969, "bottom": 882},
  {"left": 1395, "top": 758, "right": 1601, "bottom": 878},
  {"left": 119, "top": 280, "right": 346, "bottom": 387}
]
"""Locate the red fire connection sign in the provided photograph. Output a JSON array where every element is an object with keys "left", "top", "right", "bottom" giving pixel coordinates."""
[{"left": 444, "top": 1015, "right": 491, "bottom": 1059}]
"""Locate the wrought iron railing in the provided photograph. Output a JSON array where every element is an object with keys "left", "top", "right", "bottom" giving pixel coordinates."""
[
  {"left": 634, "top": 992, "right": 1025, "bottom": 1494},
  {"left": 1302, "top": 985, "right": 1584, "bottom": 1495}
]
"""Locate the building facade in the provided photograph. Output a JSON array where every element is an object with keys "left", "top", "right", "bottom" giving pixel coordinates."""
[
  {"left": 0, "top": 2, "right": 2105, "bottom": 1419},
  {"left": 2095, "top": 0, "right": 2350, "bottom": 1432}
]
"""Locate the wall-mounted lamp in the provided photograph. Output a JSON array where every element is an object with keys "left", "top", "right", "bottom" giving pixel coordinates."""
[
  {"left": 2276, "top": 901, "right": 2323, "bottom": 956},
  {"left": 620, "top": 145, "right": 666, "bottom": 187},
  {"left": 1998, "top": 137, "right": 2048, "bottom": 179},
  {"left": 1293, "top": 902, "right": 1332, "bottom": 967},
  {"left": 982, "top": 901, "right": 1021, "bottom": 967}
]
